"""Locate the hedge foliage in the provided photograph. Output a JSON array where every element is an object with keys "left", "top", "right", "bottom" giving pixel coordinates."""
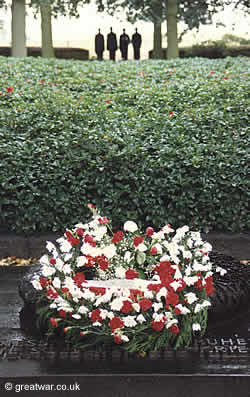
[{"left": 0, "top": 56, "right": 249, "bottom": 234}]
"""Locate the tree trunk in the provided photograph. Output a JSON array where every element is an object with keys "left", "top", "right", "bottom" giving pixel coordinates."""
[
  {"left": 11, "top": 0, "right": 27, "bottom": 57},
  {"left": 153, "top": 21, "right": 162, "bottom": 59},
  {"left": 167, "top": 0, "right": 179, "bottom": 59},
  {"left": 40, "top": 2, "right": 55, "bottom": 58}
]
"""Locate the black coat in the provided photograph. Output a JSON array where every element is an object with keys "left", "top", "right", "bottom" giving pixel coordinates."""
[
  {"left": 132, "top": 32, "right": 142, "bottom": 49},
  {"left": 107, "top": 32, "right": 118, "bottom": 51},
  {"left": 95, "top": 33, "right": 104, "bottom": 54}
]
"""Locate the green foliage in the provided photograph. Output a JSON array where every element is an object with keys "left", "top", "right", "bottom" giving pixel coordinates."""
[{"left": 0, "top": 56, "right": 249, "bottom": 234}]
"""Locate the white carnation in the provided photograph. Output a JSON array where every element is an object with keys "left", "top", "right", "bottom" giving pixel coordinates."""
[
  {"left": 32, "top": 279, "right": 43, "bottom": 290},
  {"left": 123, "top": 316, "right": 137, "bottom": 328},
  {"left": 192, "top": 323, "right": 201, "bottom": 331},
  {"left": 124, "top": 220, "right": 138, "bottom": 233},
  {"left": 184, "top": 292, "right": 198, "bottom": 304},
  {"left": 52, "top": 277, "right": 61, "bottom": 289},
  {"left": 102, "top": 244, "right": 117, "bottom": 259},
  {"left": 137, "top": 314, "right": 146, "bottom": 324},
  {"left": 42, "top": 265, "right": 56, "bottom": 277}
]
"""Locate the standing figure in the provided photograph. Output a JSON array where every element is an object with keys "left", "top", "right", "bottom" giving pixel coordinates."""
[
  {"left": 107, "top": 27, "right": 118, "bottom": 61},
  {"left": 132, "top": 28, "right": 142, "bottom": 60},
  {"left": 95, "top": 29, "right": 104, "bottom": 60},
  {"left": 119, "top": 29, "right": 130, "bottom": 60}
]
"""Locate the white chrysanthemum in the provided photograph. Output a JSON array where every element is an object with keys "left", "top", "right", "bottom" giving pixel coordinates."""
[
  {"left": 215, "top": 266, "right": 227, "bottom": 276},
  {"left": 194, "top": 304, "right": 203, "bottom": 313},
  {"left": 42, "top": 265, "right": 56, "bottom": 277},
  {"left": 76, "top": 256, "right": 88, "bottom": 267},
  {"left": 62, "top": 264, "right": 72, "bottom": 275},
  {"left": 184, "top": 266, "right": 192, "bottom": 277},
  {"left": 78, "top": 305, "right": 89, "bottom": 314},
  {"left": 202, "top": 242, "right": 212, "bottom": 252},
  {"left": 100, "top": 309, "right": 110, "bottom": 320},
  {"left": 52, "top": 277, "right": 61, "bottom": 289},
  {"left": 175, "top": 304, "right": 190, "bottom": 315},
  {"left": 156, "top": 287, "right": 167, "bottom": 301},
  {"left": 55, "top": 258, "right": 64, "bottom": 272},
  {"left": 57, "top": 238, "right": 72, "bottom": 253},
  {"left": 46, "top": 241, "right": 56, "bottom": 253},
  {"left": 124, "top": 220, "right": 138, "bottom": 233},
  {"left": 184, "top": 292, "right": 198, "bottom": 304},
  {"left": 102, "top": 244, "right": 117, "bottom": 259},
  {"left": 162, "top": 224, "right": 174, "bottom": 234},
  {"left": 175, "top": 225, "right": 189, "bottom": 237},
  {"left": 172, "top": 265, "right": 182, "bottom": 280},
  {"left": 152, "top": 302, "right": 163, "bottom": 312},
  {"left": 32, "top": 279, "right": 43, "bottom": 290},
  {"left": 166, "top": 319, "right": 178, "bottom": 328},
  {"left": 183, "top": 276, "right": 198, "bottom": 286},
  {"left": 115, "top": 266, "right": 126, "bottom": 279},
  {"left": 186, "top": 238, "right": 193, "bottom": 249},
  {"left": 92, "top": 226, "right": 107, "bottom": 241},
  {"left": 152, "top": 231, "right": 165, "bottom": 240},
  {"left": 64, "top": 253, "right": 73, "bottom": 262},
  {"left": 124, "top": 251, "right": 132, "bottom": 263},
  {"left": 81, "top": 289, "right": 96, "bottom": 302},
  {"left": 182, "top": 250, "right": 192, "bottom": 259},
  {"left": 137, "top": 314, "right": 146, "bottom": 324},
  {"left": 136, "top": 243, "right": 147, "bottom": 252},
  {"left": 192, "top": 323, "right": 201, "bottom": 331},
  {"left": 93, "top": 321, "right": 102, "bottom": 327},
  {"left": 160, "top": 254, "right": 171, "bottom": 262},
  {"left": 154, "top": 243, "right": 163, "bottom": 255},
  {"left": 144, "top": 290, "right": 154, "bottom": 299},
  {"left": 170, "top": 280, "right": 183, "bottom": 291},
  {"left": 72, "top": 314, "right": 81, "bottom": 320},
  {"left": 132, "top": 303, "right": 140, "bottom": 312},
  {"left": 201, "top": 300, "right": 211, "bottom": 308},
  {"left": 152, "top": 313, "right": 164, "bottom": 322},
  {"left": 81, "top": 243, "right": 101, "bottom": 257},
  {"left": 110, "top": 297, "right": 124, "bottom": 311},
  {"left": 123, "top": 316, "right": 137, "bottom": 328},
  {"left": 39, "top": 255, "right": 49, "bottom": 265}
]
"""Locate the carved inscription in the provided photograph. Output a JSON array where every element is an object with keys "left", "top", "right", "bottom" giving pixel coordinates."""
[{"left": 205, "top": 336, "right": 249, "bottom": 353}]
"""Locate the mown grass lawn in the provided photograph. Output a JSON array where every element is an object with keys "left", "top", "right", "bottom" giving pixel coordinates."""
[{"left": 0, "top": 56, "right": 249, "bottom": 233}]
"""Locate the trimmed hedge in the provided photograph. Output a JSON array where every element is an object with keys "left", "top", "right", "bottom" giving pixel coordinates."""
[
  {"left": 0, "top": 56, "right": 249, "bottom": 234},
  {"left": 0, "top": 47, "right": 89, "bottom": 60}
]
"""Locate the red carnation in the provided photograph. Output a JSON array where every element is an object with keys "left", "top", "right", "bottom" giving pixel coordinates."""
[
  {"left": 152, "top": 321, "right": 164, "bottom": 332},
  {"left": 174, "top": 307, "right": 181, "bottom": 315},
  {"left": 139, "top": 298, "right": 152, "bottom": 311},
  {"left": 73, "top": 272, "right": 86, "bottom": 287},
  {"left": 39, "top": 277, "right": 48, "bottom": 289},
  {"left": 114, "top": 335, "right": 123, "bottom": 344},
  {"left": 49, "top": 258, "right": 56, "bottom": 265},
  {"left": 76, "top": 228, "right": 84, "bottom": 236},
  {"left": 165, "top": 290, "right": 179, "bottom": 307},
  {"left": 108, "top": 317, "right": 124, "bottom": 331},
  {"left": 170, "top": 324, "right": 180, "bottom": 334},
  {"left": 146, "top": 227, "right": 154, "bottom": 237},
  {"left": 91, "top": 309, "right": 103, "bottom": 323},
  {"left": 6, "top": 86, "right": 14, "bottom": 93},
  {"left": 125, "top": 269, "right": 139, "bottom": 280},
  {"left": 111, "top": 231, "right": 124, "bottom": 244},
  {"left": 150, "top": 246, "right": 158, "bottom": 255},
  {"left": 46, "top": 288, "right": 59, "bottom": 300},
  {"left": 58, "top": 309, "right": 67, "bottom": 318},
  {"left": 133, "top": 235, "right": 144, "bottom": 247},
  {"left": 121, "top": 300, "right": 133, "bottom": 314},
  {"left": 98, "top": 217, "right": 110, "bottom": 224},
  {"left": 50, "top": 317, "right": 58, "bottom": 328}
]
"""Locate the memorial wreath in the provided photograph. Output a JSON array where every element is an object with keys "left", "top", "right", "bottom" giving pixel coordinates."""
[{"left": 32, "top": 204, "right": 227, "bottom": 353}]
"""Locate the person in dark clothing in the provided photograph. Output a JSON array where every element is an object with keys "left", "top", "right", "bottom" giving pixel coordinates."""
[
  {"left": 132, "top": 28, "right": 142, "bottom": 60},
  {"left": 95, "top": 29, "right": 104, "bottom": 60},
  {"left": 107, "top": 27, "right": 118, "bottom": 61},
  {"left": 119, "top": 29, "right": 130, "bottom": 60}
]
